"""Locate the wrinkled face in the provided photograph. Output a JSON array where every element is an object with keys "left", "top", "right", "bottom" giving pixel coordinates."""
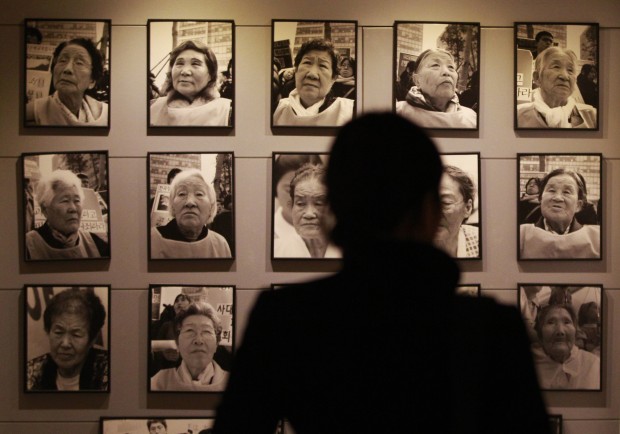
[
  {"left": 172, "top": 176, "right": 212, "bottom": 232},
  {"left": 536, "top": 35, "right": 554, "bottom": 54},
  {"left": 526, "top": 179, "right": 540, "bottom": 195},
  {"left": 276, "top": 170, "right": 295, "bottom": 223},
  {"left": 435, "top": 174, "right": 473, "bottom": 241},
  {"left": 339, "top": 59, "right": 353, "bottom": 78},
  {"left": 541, "top": 307, "right": 576, "bottom": 363},
  {"left": 43, "top": 184, "right": 83, "bottom": 236},
  {"left": 413, "top": 51, "right": 458, "bottom": 101},
  {"left": 171, "top": 49, "right": 211, "bottom": 100},
  {"left": 294, "top": 49, "right": 335, "bottom": 108},
  {"left": 537, "top": 52, "right": 576, "bottom": 106},
  {"left": 540, "top": 174, "right": 582, "bottom": 228},
  {"left": 148, "top": 422, "right": 167, "bottom": 434},
  {"left": 178, "top": 314, "right": 217, "bottom": 373},
  {"left": 48, "top": 312, "right": 93, "bottom": 376},
  {"left": 292, "top": 177, "right": 327, "bottom": 240},
  {"left": 173, "top": 296, "right": 190, "bottom": 316},
  {"left": 53, "top": 44, "right": 95, "bottom": 98}
]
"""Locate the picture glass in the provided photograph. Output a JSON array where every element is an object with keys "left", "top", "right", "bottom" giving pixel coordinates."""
[
  {"left": 519, "top": 284, "right": 602, "bottom": 390},
  {"left": 394, "top": 22, "right": 480, "bottom": 130},
  {"left": 517, "top": 154, "right": 601, "bottom": 260},
  {"left": 271, "top": 20, "right": 357, "bottom": 127},
  {"left": 149, "top": 285, "right": 234, "bottom": 392},
  {"left": 148, "top": 20, "right": 234, "bottom": 127},
  {"left": 25, "top": 285, "right": 110, "bottom": 392},
  {"left": 23, "top": 152, "right": 110, "bottom": 261},
  {"left": 101, "top": 417, "right": 214, "bottom": 434},
  {"left": 148, "top": 153, "right": 234, "bottom": 259},
  {"left": 515, "top": 23, "right": 599, "bottom": 129},
  {"left": 24, "top": 19, "right": 110, "bottom": 127}
]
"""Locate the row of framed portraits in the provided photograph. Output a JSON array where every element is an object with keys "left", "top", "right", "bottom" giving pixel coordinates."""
[
  {"left": 24, "top": 19, "right": 599, "bottom": 130},
  {"left": 24, "top": 284, "right": 602, "bottom": 394},
  {"left": 21, "top": 151, "right": 603, "bottom": 262}
]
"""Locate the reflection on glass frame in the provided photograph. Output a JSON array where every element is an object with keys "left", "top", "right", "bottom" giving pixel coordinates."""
[
  {"left": 518, "top": 284, "right": 602, "bottom": 391},
  {"left": 271, "top": 19, "right": 358, "bottom": 128},
  {"left": 456, "top": 284, "right": 481, "bottom": 297},
  {"left": 514, "top": 22, "right": 599, "bottom": 130},
  {"left": 24, "top": 19, "right": 111, "bottom": 128},
  {"left": 548, "top": 415, "right": 563, "bottom": 434},
  {"left": 147, "top": 152, "right": 235, "bottom": 260},
  {"left": 271, "top": 153, "right": 341, "bottom": 260},
  {"left": 24, "top": 285, "right": 111, "bottom": 393},
  {"left": 147, "top": 20, "right": 234, "bottom": 128},
  {"left": 517, "top": 153, "right": 602, "bottom": 260},
  {"left": 148, "top": 284, "right": 235, "bottom": 393},
  {"left": 393, "top": 21, "right": 480, "bottom": 130},
  {"left": 22, "top": 151, "right": 111, "bottom": 261},
  {"left": 435, "top": 153, "right": 481, "bottom": 259},
  {"left": 101, "top": 417, "right": 214, "bottom": 434}
]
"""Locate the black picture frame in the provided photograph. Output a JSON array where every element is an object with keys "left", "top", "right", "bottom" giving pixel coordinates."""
[
  {"left": 24, "top": 19, "right": 111, "bottom": 128},
  {"left": 22, "top": 151, "right": 111, "bottom": 261},
  {"left": 147, "top": 152, "right": 235, "bottom": 260},
  {"left": 393, "top": 21, "right": 480, "bottom": 130},
  {"left": 24, "top": 285, "right": 111, "bottom": 393},
  {"left": 271, "top": 152, "right": 341, "bottom": 260},
  {"left": 101, "top": 417, "right": 215, "bottom": 433},
  {"left": 271, "top": 19, "right": 358, "bottom": 128},
  {"left": 518, "top": 284, "right": 602, "bottom": 391},
  {"left": 148, "top": 284, "right": 235, "bottom": 393},
  {"left": 514, "top": 22, "right": 599, "bottom": 130},
  {"left": 517, "top": 153, "right": 602, "bottom": 260},
  {"left": 548, "top": 414, "right": 563, "bottom": 434},
  {"left": 456, "top": 284, "right": 481, "bottom": 297},
  {"left": 147, "top": 19, "right": 234, "bottom": 128}
]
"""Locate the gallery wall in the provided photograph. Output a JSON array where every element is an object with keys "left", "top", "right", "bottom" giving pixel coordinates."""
[{"left": 1, "top": 0, "right": 619, "bottom": 433}]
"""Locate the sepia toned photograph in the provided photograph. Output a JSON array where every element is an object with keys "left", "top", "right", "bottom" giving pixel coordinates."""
[
  {"left": 394, "top": 22, "right": 480, "bottom": 130},
  {"left": 517, "top": 154, "right": 602, "bottom": 260},
  {"left": 101, "top": 417, "right": 214, "bottom": 434},
  {"left": 24, "top": 19, "right": 111, "bottom": 127},
  {"left": 455, "top": 285, "right": 480, "bottom": 297},
  {"left": 24, "top": 285, "right": 110, "bottom": 392},
  {"left": 434, "top": 153, "right": 481, "bottom": 259},
  {"left": 271, "top": 153, "right": 341, "bottom": 259},
  {"left": 149, "top": 285, "right": 234, "bottom": 392},
  {"left": 515, "top": 23, "right": 599, "bottom": 129},
  {"left": 271, "top": 20, "right": 357, "bottom": 128},
  {"left": 148, "top": 153, "right": 234, "bottom": 260},
  {"left": 148, "top": 20, "right": 234, "bottom": 127},
  {"left": 22, "top": 152, "right": 110, "bottom": 261},
  {"left": 519, "top": 284, "right": 602, "bottom": 391}
]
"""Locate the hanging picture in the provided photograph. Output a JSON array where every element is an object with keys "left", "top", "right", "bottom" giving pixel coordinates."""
[{"left": 101, "top": 417, "right": 214, "bottom": 434}]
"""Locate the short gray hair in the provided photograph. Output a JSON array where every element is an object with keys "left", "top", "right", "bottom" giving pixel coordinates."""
[
  {"left": 535, "top": 46, "right": 578, "bottom": 75},
  {"left": 35, "top": 169, "right": 84, "bottom": 210},
  {"left": 168, "top": 168, "right": 218, "bottom": 224},
  {"left": 174, "top": 301, "right": 223, "bottom": 344}
]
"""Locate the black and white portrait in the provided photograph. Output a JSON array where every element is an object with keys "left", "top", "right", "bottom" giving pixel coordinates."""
[
  {"left": 394, "top": 22, "right": 480, "bottom": 130},
  {"left": 519, "top": 284, "right": 602, "bottom": 390},
  {"left": 515, "top": 23, "right": 599, "bottom": 130},
  {"left": 517, "top": 154, "right": 602, "bottom": 260},
  {"left": 455, "top": 285, "right": 480, "bottom": 297},
  {"left": 434, "top": 153, "right": 481, "bottom": 259},
  {"left": 271, "top": 20, "right": 357, "bottom": 127},
  {"left": 101, "top": 417, "right": 215, "bottom": 434},
  {"left": 148, "top": 153, "right": 234, "bottom": 260},
  {"left": 24, "top": 19, "right": 110, "bottom": 127},
  {"left": 149, "top": 285, "right": 234, "bottom": 392},
  {"left": 148, "top": 20, "right": 234, "bottom": 127},
  {"left": 22, "top": 152, "right": 110, "bottom": 261},
  {"left": 24, "top": 285, "right": 110, "bottom": 392},
  {"left": 271, "top": 153, "right": 341, "bottom": 259}
]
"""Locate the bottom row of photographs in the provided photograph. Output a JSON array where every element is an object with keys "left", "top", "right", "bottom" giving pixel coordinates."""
[{"left": 24, "top": 284, "right": 602, "bottom": 392}]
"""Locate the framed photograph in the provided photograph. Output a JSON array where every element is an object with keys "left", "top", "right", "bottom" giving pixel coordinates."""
[
  {"left": 24, "top": 19, "right": 111, "bottom": 127},
  {"left": 548, "top": 415, "right": 563, "bottom": 434},
  {"left": 434, "top": 153, "right": 481, "bottom": 259},
  {"left": 517, "top": 154, "right": 602, "bottom": 260},
  {"left": 271, "top": 19, "right": 357, "bottom": 128},
  {"left": 393, "top": 21, "right": 480, "bottom": 130},
  {"left": 514, "top": 23, "right": 599, "bottom": 130},
  {"left": 147, "top": 152, "right": 234, "bottom": 260},
  {"left": 148, "top": 284, "right": 235, "bottom": 392},
  {"left": 147, "top": 20, "right": 234, "bottom": 127},
  {"left": 101, "top": 417, "right": 214, "bottom": 434},
  {"left": 24, "top": 285, "right": 111, "bottom": 392},
  {"left": 22, "top": 151, "right": 110, "bottom": 261},
  {"left": 271, "top": 153, "right": 341, "bottom": 260},
  {"left": 518, "top": 284, "right": 602, "bottom": 391},
  {"left": 456, "top": 284, "right": 480, "bottom": 297}
]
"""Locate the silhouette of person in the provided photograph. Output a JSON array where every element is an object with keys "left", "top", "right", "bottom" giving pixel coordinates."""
[{"left": 213, "top": 113, "right": 550, "bottom": 434}]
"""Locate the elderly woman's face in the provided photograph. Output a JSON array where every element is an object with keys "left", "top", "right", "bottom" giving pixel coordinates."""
[
  {"left": 537, "top": 51, "right": 576, "bottom": 106},
  {"left": 540, "top": 174, "right": 582, "bottom": 229},
  {"left": 48, "top": 311, "right": 93, "bottom": 377},
  {"left": 53, "top": 44, "right": 95, "bottom": 97},
  {"left": 292, "top": 177, "right": 327, "bottom": 240},
  {"left": 44, "top": 184, "right": 82, "bottom": 236},
  {"left": 414, "top": 52, "right": 458, "bottom": 102},
  {"left": 172, "top": 176, "right": 212, "bottom": 232},
  {"left": 295, "top": 49, "right": 335, "bottom": 108},
  {"left": 541, "top": 307, "right": 576, "bottom": 363},
  {"left": 435, "top": 174, "right": 473, "bottom": 242},
  {"left": 178, "top": 314, "right": 217, "bottom": 373},
  {"left": 171, "top": 49, "right": 211, "bottom": 100}
]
